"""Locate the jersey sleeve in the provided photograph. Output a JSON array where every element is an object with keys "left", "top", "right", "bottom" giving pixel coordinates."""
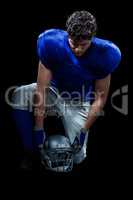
[
  {"left": 37, "top": 33, "right": 52, "bottom": 70},
  {"left": 96, "top": 43, "right": 121, "bottom": 79}
]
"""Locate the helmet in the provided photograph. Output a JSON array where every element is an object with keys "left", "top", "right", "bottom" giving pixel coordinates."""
[{"left": 42, "top": 135, "right": 74, "bottom": 173}]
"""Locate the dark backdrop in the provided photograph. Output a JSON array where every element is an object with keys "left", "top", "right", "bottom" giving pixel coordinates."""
[{"left": 1, "top": 2, "right": 128, "bottom": 179}]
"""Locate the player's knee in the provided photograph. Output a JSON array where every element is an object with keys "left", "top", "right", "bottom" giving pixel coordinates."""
[{"left": 11, "top": 87, "right": 28, "bottom": 110}]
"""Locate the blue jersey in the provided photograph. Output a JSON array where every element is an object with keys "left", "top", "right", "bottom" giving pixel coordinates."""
[{"left": 37, "top": 29, "right": 121, "bottom": 101}]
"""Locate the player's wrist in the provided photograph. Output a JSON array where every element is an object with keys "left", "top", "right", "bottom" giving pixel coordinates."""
[{"left": 34, "top": 126, "right": 44, "bottom": 131}]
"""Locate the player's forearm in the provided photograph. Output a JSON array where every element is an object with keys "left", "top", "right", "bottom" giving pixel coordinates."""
[
  {"left": 34, "top": 61, "right": 52, "bottom": 129},
  {"left": 34, "top": 87, "right": 46, "bottom": 129},
  {"left": 83, "top": 97, "right": 106, "bottom": 130},
  {"left": 34, "top": 108, "right": 44, "bottom": 129}
]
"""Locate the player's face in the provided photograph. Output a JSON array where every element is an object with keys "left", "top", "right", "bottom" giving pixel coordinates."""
[{"left": 68, "top": 38, "right": 91, "bottom": 57}]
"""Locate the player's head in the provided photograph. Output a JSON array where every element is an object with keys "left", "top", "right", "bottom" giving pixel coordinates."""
[{"left": 66, "top": 10, "right": 97, "bottom": 56}]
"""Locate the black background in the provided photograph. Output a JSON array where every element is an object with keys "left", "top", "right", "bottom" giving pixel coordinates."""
[{"left": 1, "top": 2, "right": 129, "bottom": 181}]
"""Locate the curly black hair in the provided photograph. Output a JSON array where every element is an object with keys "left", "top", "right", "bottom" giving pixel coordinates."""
[{"left": 66, "top": 10, "right": 97, "bottom": 42}]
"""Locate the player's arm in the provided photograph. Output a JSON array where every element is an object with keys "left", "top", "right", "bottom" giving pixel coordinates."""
[
  {"left": 34, "top": 61, "right": 52, "bottom": 129},
  {"left": 83, "top": 74, "right": 111, "bottom": 130}
]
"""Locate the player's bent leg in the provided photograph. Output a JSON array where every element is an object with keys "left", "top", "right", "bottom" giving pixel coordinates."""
[
  {"left": 62, "top": 102, "right": 90, "bottom": 164},
  {"left": 11, "top": 84, "right": 35, "bottom": 152},
  {"left": 11, "top": 84, "right": 36, "bottom": 170}
]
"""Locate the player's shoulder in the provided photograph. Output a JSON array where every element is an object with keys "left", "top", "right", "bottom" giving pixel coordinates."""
[
  {"left": 91, "top": 37, "right": 121, "bottom": 79},
  {"left": 37, "top": 29, "right": 67, "bottom": 50},
  {"left": 93, "top": 36, "right": 121, "bottom": 57},
  {"left": 38, "top": 28, "right": 67, "bottom": 41}
]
